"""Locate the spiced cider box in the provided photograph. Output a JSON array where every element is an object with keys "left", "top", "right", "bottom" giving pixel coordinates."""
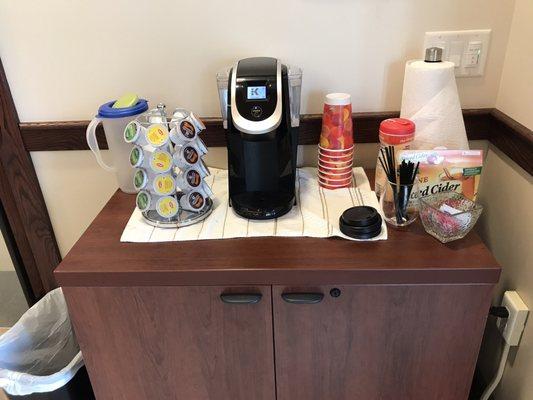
[{"left": 398, "top": 150, "right": 483, "bottom": 201}]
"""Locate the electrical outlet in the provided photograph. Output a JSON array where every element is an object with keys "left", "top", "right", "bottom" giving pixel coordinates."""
[
  {"left": 497, "top": 291, "right": 529, "bottom": 346},
  {"left": 423, "top": 29, "right": 491, "bottom": 77}
]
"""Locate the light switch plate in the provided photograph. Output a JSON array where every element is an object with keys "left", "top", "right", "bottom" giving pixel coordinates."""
[{"left": 423, "top": 29, "right": 491, "bottom": 77}]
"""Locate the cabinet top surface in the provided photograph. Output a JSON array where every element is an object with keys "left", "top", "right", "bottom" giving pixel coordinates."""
[{"left": 55, "top": 176, "right": 500, "bottom": 286}]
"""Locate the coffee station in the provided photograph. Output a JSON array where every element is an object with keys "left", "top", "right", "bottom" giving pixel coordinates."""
[{"left": 47, "top": 53, "right": 503, "bottom": 400}]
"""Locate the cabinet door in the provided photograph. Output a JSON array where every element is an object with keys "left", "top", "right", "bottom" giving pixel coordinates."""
[
  {"left": 64, "top": 286, "right": 275, "bottom": 400},
  {"left": 273, "top": 284, "right": 492, "bottom": 400}
]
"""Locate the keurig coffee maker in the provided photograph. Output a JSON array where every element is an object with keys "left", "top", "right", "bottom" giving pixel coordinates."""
[{"left": 216, "top": 57, "right": 302, "bottom": 219}]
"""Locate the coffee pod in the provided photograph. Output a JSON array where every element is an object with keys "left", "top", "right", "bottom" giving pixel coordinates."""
[
  {"left": 136, "top": 190, "right": 152, "bottom": 212},
  {"left": 147, "top": 149, "right": 172, "bottom": 174},
  {"left": 129, "top": 145, "right": 146, "bottom": 169},
  {"left": 176, "top": 168, "right": 203, "bottom": 191},
  {"left": 173, "top": 143, "right": 205, "bottom": 169},
  {"left": 183, "top": 141, "right": 207, "bottom": 157},
  {"left": 179, "top": 190, "right": 209, "bottom": 212},
  {"left": 155, "top": 196, "right": 179, "bottom": 219},
  {"left": 152, "top": 173, "right": 177, "bottom": 196},
  {"left": 133, "top": 168, "right": 148, "bottom": 191},
  {"left": 339, "top": 206, "right": 382, "bottom": 239},
  {"left": 124, "top": 120, "right": 146, "bottom": 145},
  {"left": 170, "top": 110, "right": 206, "bottom": 145},
  {"left": 170, "top": 119, "right": 198, "bottom": 144},
  {"left": 144, "top": 123, "right": 170, "bottom": 148},
  {"left": 171, "top": 108, "right": 206, "bottom": 131}
]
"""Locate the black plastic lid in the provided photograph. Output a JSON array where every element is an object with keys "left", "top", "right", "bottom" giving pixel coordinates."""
[
  {"left": 340, "top": 225, "right": 383, "bottom": 239},
  {"left": 339, "top": 206, "right": 382, "bottom": 239}
]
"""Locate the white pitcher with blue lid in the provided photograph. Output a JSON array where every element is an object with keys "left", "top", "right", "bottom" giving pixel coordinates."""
[{"left": 86, "top": 94, "right": 148, "bottom": 193}]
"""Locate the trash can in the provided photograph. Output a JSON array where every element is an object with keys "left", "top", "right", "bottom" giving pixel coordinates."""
[{"left": 0, "top": 289, "right": 94, "bottom": 399}]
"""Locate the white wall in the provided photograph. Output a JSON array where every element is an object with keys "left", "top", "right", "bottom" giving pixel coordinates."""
[
  {"left": 477, "top": 146, "right": 533, "bottom": 400},
  {"left": 0, "top": 0, "right": 515, "bottom": 122},
  {"left": 476, "top": 0, "right": 533, "bottom": 398},
  {"left": 495, "top": 0, "right": 533, "bottom": 129},
  {"left": 30, "top": 151, "right": 118, "bottom": 257}
]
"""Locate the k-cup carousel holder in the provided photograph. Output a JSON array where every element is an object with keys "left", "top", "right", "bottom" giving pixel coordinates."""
[
  {"left": 127, "top": 104, "right": 214, "bottom": 229},
  {"left": 142, "top": 197, "right": 214, "bottom": 228}
]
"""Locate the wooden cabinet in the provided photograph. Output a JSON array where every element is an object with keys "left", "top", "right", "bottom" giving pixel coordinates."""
[
  {"left": 55, "top": 191, "right": 501, "bottom": 400},
  {"left": 64, "top": 286, "right": 275, "bottom": 400},
  {"left": 273, "top": 285, "right": 492, "bottom": 400}
]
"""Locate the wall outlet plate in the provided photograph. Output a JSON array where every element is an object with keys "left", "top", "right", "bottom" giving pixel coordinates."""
[
  {"left": 423, "top": 29, "right": 491, "bottom": 78},
  {"left": 497, "top": 291, "right": 529, "bottom": 346}
]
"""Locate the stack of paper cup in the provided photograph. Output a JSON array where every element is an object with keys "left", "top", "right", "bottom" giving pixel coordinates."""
[{"left": 318, "top": 93, "right": 354, "bottom": 189}]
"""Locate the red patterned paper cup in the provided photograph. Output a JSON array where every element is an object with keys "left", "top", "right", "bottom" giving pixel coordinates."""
[
  {"left": 318, "top": 170, "right": 352, "bottom": 180},
  {"left": 319, "top": 94, "right": 354, "bottom": 150},
  {"left": 318, "top": 152, "right": 353, "bottom": 163},
  {"left": 318, "top": 158, "right": 353, "bottom": 169},
  {"left": 319, "top": 175, "right": 353, "bottom": 185},
  {"left": 318, "top": 163, "right": 353, "bottom": 174},
  {"left": 319, "top": 180, "right": 353, "bottom": 190},
  {"left": 318, "top": 145, "right": 354, "bottom": 156}
]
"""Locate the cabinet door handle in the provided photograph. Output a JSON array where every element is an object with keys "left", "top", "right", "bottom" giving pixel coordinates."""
[
  {"left": 220, "top": 293, "right": 262, "bottom": 304},
  {"left": 281, "top": 293, "right": 324, "bottom": 304}
]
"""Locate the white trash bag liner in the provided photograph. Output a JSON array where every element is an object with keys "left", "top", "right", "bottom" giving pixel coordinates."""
[{"left": 0, "top": 288, "right": 83, "bottom": 396}]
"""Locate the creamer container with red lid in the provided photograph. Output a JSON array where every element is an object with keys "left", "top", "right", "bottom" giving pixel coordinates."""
[{"left": 375, "top": 118, "right": 415, "bottom": 198}]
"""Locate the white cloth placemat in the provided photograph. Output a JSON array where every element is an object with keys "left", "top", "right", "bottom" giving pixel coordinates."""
[{"left": 120, "top": 167, "right": 387, "bottom": 242}]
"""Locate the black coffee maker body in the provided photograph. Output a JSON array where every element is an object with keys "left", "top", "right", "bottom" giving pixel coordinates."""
[{"left": 223, "top": 57, "right": 301, "bottom": 219}]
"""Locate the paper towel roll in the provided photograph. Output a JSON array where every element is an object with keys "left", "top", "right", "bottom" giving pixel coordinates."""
[{"left": 400, "top": 60, "right": 469, "bottom": 150}]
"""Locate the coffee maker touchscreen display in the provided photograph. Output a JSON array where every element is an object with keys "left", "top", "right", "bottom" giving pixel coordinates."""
[{"left": 247, "top": 86, "right": 267, "bottom": 100}]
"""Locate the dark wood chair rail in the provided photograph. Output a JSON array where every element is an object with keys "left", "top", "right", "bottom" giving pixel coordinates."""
[{"left": 19, "top": 108, "right": 532, "bottom": 176}]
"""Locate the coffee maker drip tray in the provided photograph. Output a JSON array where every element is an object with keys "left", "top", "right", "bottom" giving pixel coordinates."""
[{"left": 231, "top": 192, "right": 295, "bottom": 220}]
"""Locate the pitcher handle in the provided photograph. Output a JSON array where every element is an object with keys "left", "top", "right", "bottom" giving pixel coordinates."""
[{"left": 86, "top": 118, "right": 115, "bottom": 172}]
